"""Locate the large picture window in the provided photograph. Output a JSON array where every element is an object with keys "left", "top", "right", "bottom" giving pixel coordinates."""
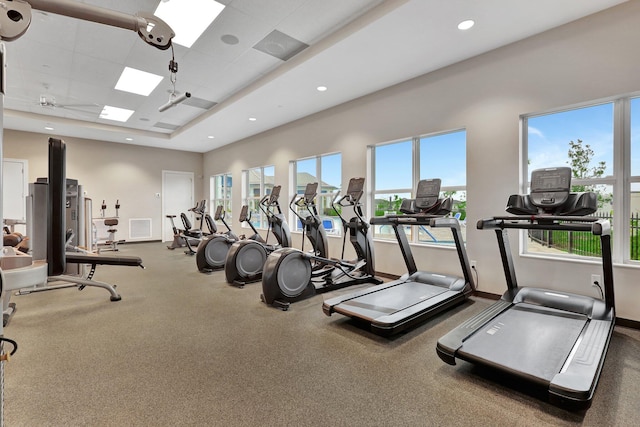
[
  {"left": 243, "top": 165, "right": 275, "bottom": 229},
  {"left": 371, "top": 130, "right": 467, "bottom": 245},
  {"left": 291, "top": 153, "right": 342, "bottom": 234},
  {"left": 523, "top": 97, "right": 640, "bottom": 263}
]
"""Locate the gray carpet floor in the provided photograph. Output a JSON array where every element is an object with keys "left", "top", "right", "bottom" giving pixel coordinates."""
[{"left": 4, "top": 242, "right": 640, "bottom": 426}]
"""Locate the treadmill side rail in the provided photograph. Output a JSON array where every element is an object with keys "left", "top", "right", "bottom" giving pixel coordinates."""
[
  {"left": 436, "top": 299, "right": 512, "bottom": 365},
  {"left": 549, "top": 316, "right": 615, "bottom": 408}
]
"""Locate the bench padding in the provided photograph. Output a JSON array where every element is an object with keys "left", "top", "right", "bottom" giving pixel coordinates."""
[{"left": 66, "top": 253, "right": 143, "bottom": 268}]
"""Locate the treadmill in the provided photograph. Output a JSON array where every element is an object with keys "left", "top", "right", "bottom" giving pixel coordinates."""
[
  {"left": 436, "top": 167, "right": 615, "bottom": 410},
  {"left": 322, "top": 178, "right": 476, "bottom": 336}
]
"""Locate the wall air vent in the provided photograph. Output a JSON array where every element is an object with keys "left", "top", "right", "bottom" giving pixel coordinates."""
[
  {"left": 253, "top": 30, "right": 309, "bottom": 61},
  {"left": 129, "top": 218, "right": 152, "bottom": 240}
]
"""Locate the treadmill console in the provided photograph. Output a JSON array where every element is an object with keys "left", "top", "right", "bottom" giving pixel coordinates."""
[
  {"left": 415, "top": 178, "right": 441, "bottom": 210},
  {"left": 529, "top": 167, "right": 571, "bottom": 210},
  {"left": 398, "top": 179, "right": 452, "bottom": 216},
  {"left": 506, "top": 167, "right": 597, "bottom": 216}
]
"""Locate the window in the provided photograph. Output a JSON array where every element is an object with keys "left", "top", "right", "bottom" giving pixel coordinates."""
[
  {"left": 243, "top": 165, "right": 275, "bottom": 229},
  {"left": 291, "top": 153, "right": 342, "bottom": 234},
  {"left": 211, "top": 172, "right": 232, "bottom": 223},
  {"left": 523, "top": 98, "right": 640, "bottom": 263},
  {"left": 630, "top": 97, "right": 640, "bottom": 260},
  {"left": 370, "top": 130, "right": 467, "bottom": 245}
]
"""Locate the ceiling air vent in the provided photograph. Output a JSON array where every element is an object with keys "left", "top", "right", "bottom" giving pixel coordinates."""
[
  {"left": 183, "top": 97, "right": 217, "bottom": 109},
  {"left": 153, "top": 122, "right": 180, "bottom": 130},
  {"left": 253, "top": 30, "right": 309, "bottom": 61}
]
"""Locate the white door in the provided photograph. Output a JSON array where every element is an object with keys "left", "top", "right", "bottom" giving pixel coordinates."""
[
  {"left": 3, "top": 158, "right": 29, "bottom": 234},
  {"left": 162, "top": 170, "right": 195, "bottom": 242}
]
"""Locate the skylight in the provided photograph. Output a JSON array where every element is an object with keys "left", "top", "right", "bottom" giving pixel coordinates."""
[
  {"left": 100, "top": 106, "right": 135, "bottom": 122},
  {"left": 154, "top": 0, "right": 226, "bottom": 48},
  {"left": 115, "top": 67, "right": 164, "bottom": 96}
]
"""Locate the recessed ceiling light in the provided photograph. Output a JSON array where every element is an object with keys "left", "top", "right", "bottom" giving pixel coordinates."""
[
  {"left": 44, "top": 126, "right": 54, "bottom": 130},
  {"left": 248, "top": 117, "right": 257, "bottom": 121},
  {"left": 115, "top": 67, "right": 164, "bottom": 96},
  {"left": 317, "top": 86, "right": 327, "bottom": 92},
  {"left": 457, "top": 20, "right": 475, "bottom": 30},
  {"left": 155, "top": 0, "right": 225, "bottom": 48},
  {"left": 125, "top": 137, "right": 133, "bottom": 141},
  {"left": 99, "top": 105, "right": 135, "bottom": 122},
  {"left": 207, "top": 135, "right": 215, "bottom": 139}
]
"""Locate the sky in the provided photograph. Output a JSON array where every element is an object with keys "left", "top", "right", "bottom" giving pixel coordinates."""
[
  {"left": 529, "top": 98, "right": 640, "bottom": 178},
  {"left": 374, "top": 130, "right": 467, "bottom": 191},
  {"left": 528, "top": 102, "right": 614, "bottom": 176}
]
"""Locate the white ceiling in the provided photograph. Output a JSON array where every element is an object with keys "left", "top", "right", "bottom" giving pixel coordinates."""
[{"left": 2, "top": 0, "right": 627, "bottom": 153}]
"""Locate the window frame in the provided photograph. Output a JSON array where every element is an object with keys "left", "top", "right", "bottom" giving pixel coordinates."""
[
  {"left": 290, "top": 152, "right": 342, "bottom": 236},
  {"left": 242, "top": 165, "right": 275, "bottom": 230},
  {"left": 369, "top": 128, "right": 467, "bottom": 246},
  {"left": 521, "top": 94, "right": 640, "bottom": 265},
  {"left": 210, "top": 172, "right": 232, "bottom": 224}
]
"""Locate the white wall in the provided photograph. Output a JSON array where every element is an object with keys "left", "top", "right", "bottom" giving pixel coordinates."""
[
  {"left": 3, "top": 130, "right": 203, "bottom": 242},
  {"left": 203, "top": 2, "right": 640, "bottom": 321}
]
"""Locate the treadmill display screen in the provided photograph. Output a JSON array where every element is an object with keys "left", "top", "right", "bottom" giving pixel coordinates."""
[
  {"left": 416, "top": 179, "right": 441, "bottom": 198},
  {"left": 531, "top": 167, "right": 571, "bottom": 193},
  {"left": 415, "top": 179, "right": 441, "bottom": 210}
]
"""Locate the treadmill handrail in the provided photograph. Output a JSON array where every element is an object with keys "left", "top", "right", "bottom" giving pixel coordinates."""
[
  {"left": 477, "top": 217, "right": 610, "bottom": 236},
  {"left": 479, "top": 216, "right": 614, "bottom": 311},
  {"left": 371, "top": 213, "right": 445, "bottom": 225}
]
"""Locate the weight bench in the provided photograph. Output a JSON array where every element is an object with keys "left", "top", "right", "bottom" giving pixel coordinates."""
[{"left": 19, "top": 253, "right": 144, "bottom": 302}]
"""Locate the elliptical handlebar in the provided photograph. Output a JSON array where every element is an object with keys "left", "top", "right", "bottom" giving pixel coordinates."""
[{"left": 331, "top": 185, "right": 367, "bottom": 229}]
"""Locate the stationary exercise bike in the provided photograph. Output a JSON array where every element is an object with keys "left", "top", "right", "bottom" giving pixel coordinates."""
[
  {"left": 261, "top": 177, "right": 382, "bottom": 310},
  {"left": 166, "top": 200, "right": 215, "bottom": 253},
  {"left": 224, "top": 186, "right": 291, "bottom": 286}
]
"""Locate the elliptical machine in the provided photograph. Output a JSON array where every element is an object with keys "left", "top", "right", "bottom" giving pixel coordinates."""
[
  {"left": 291, "top": 182, "right": 329, "bottom": 259},
  {"left": 261, "top": 177, "right": 382, "bottom": 310},
  {"left": 224, "top": 185, "right": 291, "bottom": 286},
  {"left": 195, "top": 205, "right": 239, "bottom": 272}
]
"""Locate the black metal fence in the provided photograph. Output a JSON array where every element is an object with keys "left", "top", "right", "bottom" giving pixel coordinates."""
[{"left": 528, "top": 212, "right": 640, "bottom": 260}]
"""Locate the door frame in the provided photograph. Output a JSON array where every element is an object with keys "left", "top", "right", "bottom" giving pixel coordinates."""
[{"left": 162, "top": 170, "right": 195, "bottom": 242}]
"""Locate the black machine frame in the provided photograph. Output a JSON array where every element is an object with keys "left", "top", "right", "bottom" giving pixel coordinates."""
[
  {"left": 224, "top": 186, "right": 291, "bottom": 286},
  {"left": 436, "top": 167, "right": 615, "bottom": 409},
  {"left": 323, "top": 178, "right": 475, "bottom": 336},
  {"left": 261, "top": 177, "right": 381, "bottom": 310}
]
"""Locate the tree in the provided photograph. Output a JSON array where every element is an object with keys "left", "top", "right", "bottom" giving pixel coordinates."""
[{"left": 566, "top": 139, "right": 610, "bottom": 207}]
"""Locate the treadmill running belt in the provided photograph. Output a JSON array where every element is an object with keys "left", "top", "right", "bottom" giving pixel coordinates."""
[
  {"left": 460, "top": 303, "right": 588, "bottom": 382},
  {"left": 333, "top": 281, "right": 448, "bottom": 320}
]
